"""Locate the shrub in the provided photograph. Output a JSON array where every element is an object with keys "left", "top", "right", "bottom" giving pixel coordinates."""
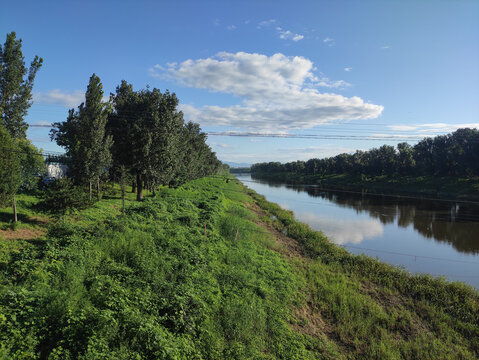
[{"left": 40, "top": 178, "right": 92, "bottom": 215}]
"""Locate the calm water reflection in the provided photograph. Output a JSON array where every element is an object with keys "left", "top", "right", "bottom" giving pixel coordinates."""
[{"left": 236, "top": 174, "right": 479, "bottom": 289}]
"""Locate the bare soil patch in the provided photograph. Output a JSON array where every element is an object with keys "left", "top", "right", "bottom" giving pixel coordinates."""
[
  {"left": 0, "top": 228, "right": 46, "bottom": 240},
  {"left": 245, "top": 202, "right": 305, "bottom": 259}
]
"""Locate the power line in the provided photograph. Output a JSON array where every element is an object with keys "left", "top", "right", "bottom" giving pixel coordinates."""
[
  {"left": 339, "top": 244, "right": 479, "bottom": 265},
  {"left": 28, "top": 124, "right": 479, "bottom": 143}
]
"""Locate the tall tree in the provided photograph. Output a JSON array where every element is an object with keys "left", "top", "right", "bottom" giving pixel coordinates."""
[
  {"left": 0, "top": 125, "right": 21, "bottom": 222},
  {"left": 397, "top": 142, "right": 415, "bottom": 175},
  {"left": 0, "top": 32, "right": 43, "bottom": 138},
  {"left": 108, "top": 83, "right": 184, "bottom": 200},
  {"left": 51, "top": 74, "right": 112, "bottom": 200}
]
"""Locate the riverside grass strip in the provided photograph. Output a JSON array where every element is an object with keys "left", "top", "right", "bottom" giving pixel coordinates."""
[{"left": 0, "top": 176, "right": 477, "bottom": 359}]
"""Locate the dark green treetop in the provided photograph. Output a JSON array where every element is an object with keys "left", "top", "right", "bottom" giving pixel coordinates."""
[
  {"left": 51, "top": 74, "right": 112, "bottom": 196},
  {"left": 0, "top": 32, "right": 43, "bottom": 138}
]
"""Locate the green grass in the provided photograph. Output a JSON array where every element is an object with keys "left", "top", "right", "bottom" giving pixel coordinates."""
[
  {"left": 0, "top": 177, "right": 477, "bottom": 359},
  {"left": 247, "top": 184, "right": 478, "bottom": 359}
]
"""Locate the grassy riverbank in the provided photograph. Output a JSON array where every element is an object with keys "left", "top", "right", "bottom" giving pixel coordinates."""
[
  {"left": 250, "top": 172, "right": 479, "bottom": 201},
  {"left": 0, "top": 177, "right": 478, "bottom": 359}
]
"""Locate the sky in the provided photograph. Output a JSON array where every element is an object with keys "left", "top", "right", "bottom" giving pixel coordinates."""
[{"left": 1, "top": 0, "right": 478, "bottom": 165}]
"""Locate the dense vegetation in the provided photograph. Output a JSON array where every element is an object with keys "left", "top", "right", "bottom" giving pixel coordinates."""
[
  {"left": 0, "top": 32, "right": 45, "bottom": 222},
  {"left": 51, "top": 76, "right": 222, "bottom": 203},
  {"left": 2, "top": 31, "right": 478, "bottom": 359},
  {"left": 251, "top": 129, "right": 479, "bottom": 178},
  {"left": 0, "top": 176, "right": 477, "bottom": 359}
]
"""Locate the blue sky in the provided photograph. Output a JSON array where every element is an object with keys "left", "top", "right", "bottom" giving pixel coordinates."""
[{"left": 2, "top": 0, "right": 478, "bottom": 165}]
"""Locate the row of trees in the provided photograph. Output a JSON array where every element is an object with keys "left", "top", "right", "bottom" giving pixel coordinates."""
[
  {"left": 1, "top": 31, "right": 221, "bottom": 222},
  {"left": 51, "top": 76, "right": 221, "bottom": 203},
  {"left": 251, "top": 128, "right": 479, "bottom": 178},
  {"left": 0, "top": 32, "right": 45, "bottom": 221}
]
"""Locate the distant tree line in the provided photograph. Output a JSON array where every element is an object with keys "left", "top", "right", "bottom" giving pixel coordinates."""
[
  {"left": 51, "top": 76, "right": 221, "bottom": 203},
  {"left": 251, "top": 129, "right": 479, "bottom": 178}
]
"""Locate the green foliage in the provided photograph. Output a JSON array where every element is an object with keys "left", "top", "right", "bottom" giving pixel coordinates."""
[
  {"left": 40, "top": 178, "right": 92, "bottom": 215},
  {"left": 107, "top": 81, "right": 221, "bottom": 200},
  {"left": 0, "top": 177, "right": 307, "bottom": 358},
  {"left": 16, "top": 139, "right": 45, "bottom": 191},
  {"left": 248, "top": 188, "right": 479, "bottom": 359},
  {"left": 252, "top": 128, "right": 479, "bottom": 179},
  {"left": 0, "top": 32, "right": 43, "bottom": 139},
  {"left": 50, "top": 74, "right": 112, "bottom": 200},
  {"left": 1, "top": 177, "right": 477, "bottom": 359},
  {"left": 0, "top": 125, "right": 21, "bottom": 208}
]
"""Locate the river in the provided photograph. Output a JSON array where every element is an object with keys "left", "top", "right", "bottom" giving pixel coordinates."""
[{"left": 236, "top": 174, "right": 479, "bottom": 289}]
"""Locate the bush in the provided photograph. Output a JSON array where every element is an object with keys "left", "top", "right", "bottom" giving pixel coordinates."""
[{"left": 40, "top": 178, "right": 92, "bottom": 215}]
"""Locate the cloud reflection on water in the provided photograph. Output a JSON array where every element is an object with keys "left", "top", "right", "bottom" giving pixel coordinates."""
[{"left": 295, "top": 212, "right": 384, "bottom": 245}]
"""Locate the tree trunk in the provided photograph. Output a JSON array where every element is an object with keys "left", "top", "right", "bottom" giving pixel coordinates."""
[
  {"left": 121, "top": 183, "right": 126, "bottom": 211},
  {"left": 89, "top": 181, "right": 92, "bottom": 201},
  {"left": 97, "top": 180, "right": 101, "bottom": 201},
  {"left": 132, "top": 180, "right": 136, "bottom": 193},
  {"left": 136, "top": 173, "right": 143, "bottom": 201},
  {"left": 13, "top": 193, "right": 17, "bottom": 223}
]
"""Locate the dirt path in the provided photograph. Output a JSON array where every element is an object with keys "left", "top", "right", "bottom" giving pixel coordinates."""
[
  {"left": 245, "top": 201, "right": 305, "bottom": 260},
  {"left": 244, "top": 201, "right": 336, "bottom": 341}
]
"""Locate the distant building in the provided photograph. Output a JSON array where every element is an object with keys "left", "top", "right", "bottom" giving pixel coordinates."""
[{"left": 46, "top": 163, "right": 68, "bottom": 178}]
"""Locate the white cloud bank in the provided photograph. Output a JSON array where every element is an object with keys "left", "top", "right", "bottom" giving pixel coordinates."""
[
  {"left": 33, "top": 90, "right": 110, "bottom": 108},
  {"left": 388, "top": 123, "right": 479, "bottom": 134},
  {"left": 33, "top": 90, "right": 85, "bottom": 108},
  {"left": 296, "top": 212, "right": 383, "bottom": 245},
  {"left": 151, "top": 52, "right": 383, "bottom": 131}
]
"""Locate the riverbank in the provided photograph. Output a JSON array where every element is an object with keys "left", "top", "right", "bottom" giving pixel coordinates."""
[
  {"left": 0, "top": 177, "right": 478, "bottom": 359},
  {"left": 250, "top": 171, "right": 479, "bottom": 201}
]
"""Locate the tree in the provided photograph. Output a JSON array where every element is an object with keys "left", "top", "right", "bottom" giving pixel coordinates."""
[
  {"left": 51, "top": 74, "right": 113, "bottom": 200},
  {"left": 17, "top": 139, "right": 45, "bottom": 191},
  {"left": 108, "top": 82, "right": 221, "bottom": 200},
  {"left": 0, "top": 32, "right": 43, "bottom": 139},
  {"left": 397, "top": 142, "right": 415, "bottom": 175},
  {"left": 0, "top": 125, "right": 22, "bottom": 222},
  {"left": 108, "top": 83, "right": 183, "bottom": 201}
]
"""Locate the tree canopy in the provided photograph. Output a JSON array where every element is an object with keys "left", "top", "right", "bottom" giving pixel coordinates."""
[
  {"left": 0, "top": 32, "right": 43, "bottom": 139},
  {"left": 251, "top": 129, "right": 479, "bottom": 178},
  {"left": 107, "top": 81, "right": 220, "bottom": 200},
  {"left": 51, "top": 74, "right": 113, "bottom": 199}
]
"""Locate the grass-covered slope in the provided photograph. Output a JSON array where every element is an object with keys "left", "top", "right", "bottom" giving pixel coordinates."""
[{"left": 0, "top": 177, "right": 478, "bottom": 359}]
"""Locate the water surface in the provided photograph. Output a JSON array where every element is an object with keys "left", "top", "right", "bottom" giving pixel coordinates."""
[{"left": 236, "top": 174, "right": 479, "bottom": 289}]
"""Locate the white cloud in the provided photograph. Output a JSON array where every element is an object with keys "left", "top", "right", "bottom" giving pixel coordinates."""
[
  {"left": 297, "top": 212, "right": 383, "bottom": 245},
  {"left": 344, "top": 67, "right": 352, "bottom": 72},
  {"left": 275, "top": 145, "right": 354, "bottom": 160},
  {"left": 276, "top": 27, "right": 304, "bottom": 42},
  {"left": 323, "top": 37, "right": 334, "bottom": 46},
  {"left": 33, "top": 90, "right": 109, "bottom": 108},
  {"left": 316, "top": 77, "right": 350, "bottom": 88},
  {"left": 33, "top": 120, "right": 53, "bottom": 126},
  {"left": 371, "top": 133, "right": 434, "bottom": 139},
  {"left": 387, "top": 123, "right": 479, "bottom": 134},
  {"left": 227, "top": 25, "right": 236, "bottom": 31},
  {"left": 152, "top": 52, "right": 383, "bottom": 130},
  {"left": 257, "top": 19, "right": 276, "bottom": 29},
  {"left": 33, "top": 90, "right": 85, "bottom": 108},
  {"left": 210, "top": 142, "right": 237, "bottom": 148},
  {"left": 381, "top": 45, "right": 390, "bottom": 49}
]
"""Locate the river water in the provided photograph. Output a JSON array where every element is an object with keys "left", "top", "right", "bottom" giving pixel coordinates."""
[{"left": 236, "top": 174, "right": 479, "bottom": 289}]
